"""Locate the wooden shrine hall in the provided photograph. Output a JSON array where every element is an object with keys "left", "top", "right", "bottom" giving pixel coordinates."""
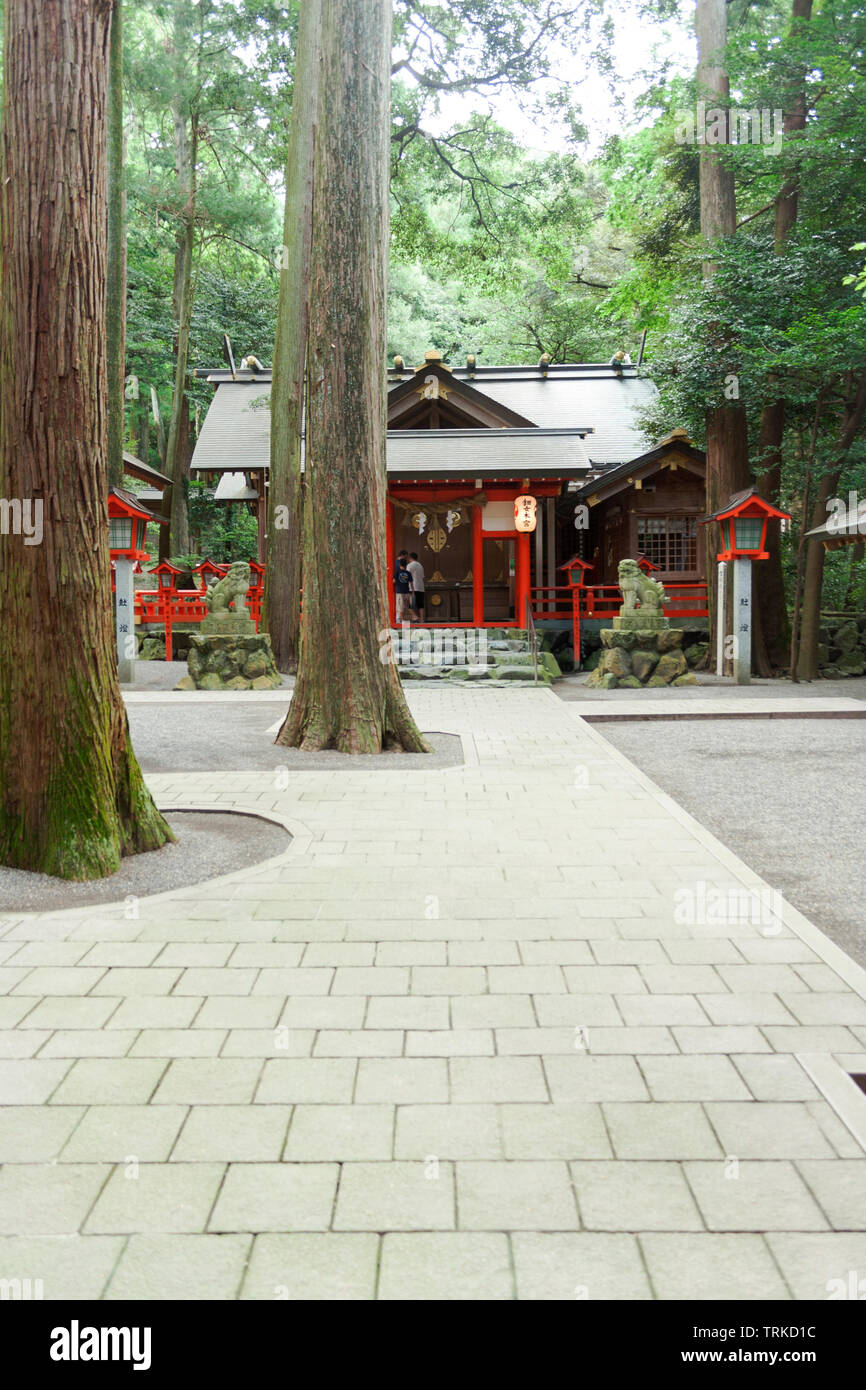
[{"left": 190, "top": 351, "right": 709, "bottom": 629}]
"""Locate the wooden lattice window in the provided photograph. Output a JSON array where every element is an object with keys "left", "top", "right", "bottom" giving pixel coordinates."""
[{"left": 637, "top": 516, "right": 698, "bottom": 572}]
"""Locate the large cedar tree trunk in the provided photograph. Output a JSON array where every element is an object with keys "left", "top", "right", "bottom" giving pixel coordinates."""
[
  {"left": 0, "top": 0, "right": 173, "bottom": 878},
  {"left": 265, "top": 0, "right": 322, "bottom": 672},
  {"left": 105, "top": 0, "right": 125, "bottom": 488},
  {"left": 276, "top": 0, "right": 427, "bottom": 753},
  {"left": 696, "top": 0, "right": 751, "bottom": 663},
  {"left": 753, "top": 0, "right": 813, "bottom": 674}
]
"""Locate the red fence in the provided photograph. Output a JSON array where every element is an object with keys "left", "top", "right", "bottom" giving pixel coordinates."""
[
  {"left": 133, "top": 587, "right": 263, "bottom": 661},
  {"left": 530, "top": 581, "right": 709, "bottom": 663}
]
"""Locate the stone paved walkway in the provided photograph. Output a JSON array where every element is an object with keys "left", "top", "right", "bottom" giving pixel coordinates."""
[{"left": 1, "top": 688, "right": 865, "bottom": 1300}]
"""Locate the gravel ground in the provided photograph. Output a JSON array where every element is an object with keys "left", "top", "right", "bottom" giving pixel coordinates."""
[
  {"left": 598, "top": 719, "right": 866, "bottom": 967},
  {"left": 0, "top": 811, "right": 290, "bottom": 914},
  {"left": 126, "top": 701, "right": 463, "bottom": 772},
  {"left": 556, "top": 672, "right": 866, "bottom": 702}
]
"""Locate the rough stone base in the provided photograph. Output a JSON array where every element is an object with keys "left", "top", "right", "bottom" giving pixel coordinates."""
[
  {"left": 584, "top": 628, "right": 697, "bottom": 690},
  {"left": 178, "top": 633, "right": 281, "bottom": 691}
]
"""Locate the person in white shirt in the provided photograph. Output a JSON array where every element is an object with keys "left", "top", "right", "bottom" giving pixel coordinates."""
[{"left": 407, "top": 552, "right": 426, "bottom": 623}]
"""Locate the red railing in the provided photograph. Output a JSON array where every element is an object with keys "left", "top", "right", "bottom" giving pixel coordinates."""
[
  {"left": 529, "top": 579, "right": 709, "bottom": 667},
  {"left": 132, "top": 587, "right": 263, "bottom": 661}
]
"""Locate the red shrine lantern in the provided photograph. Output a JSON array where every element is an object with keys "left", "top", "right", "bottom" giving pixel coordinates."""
[{"left": 701, "top": 488, "right": 790, "bottom": 562}]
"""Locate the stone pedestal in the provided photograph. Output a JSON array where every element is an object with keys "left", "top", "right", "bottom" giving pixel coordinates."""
[
  {"left": 177, "top": 633, "right": 281, "bottom": 691},
  {"left": 584, "top": 628, "right": 697, "bottom": 690}
]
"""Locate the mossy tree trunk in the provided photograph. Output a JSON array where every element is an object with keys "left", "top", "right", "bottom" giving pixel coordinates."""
[
  {"left": 697, "top": 0, "right": 751, "bottom": 669},
  {"left": 106, "top": 0, "right": 125, "bottom": 489},
  {"left": 276, "top": 0, "right": 427, "bottom": 754},
  {"left": 0, "top": 0, "right": 173, "bottom": 879},
  {"left": 265, "top": 0, "right": 322, "bottom": 673}
]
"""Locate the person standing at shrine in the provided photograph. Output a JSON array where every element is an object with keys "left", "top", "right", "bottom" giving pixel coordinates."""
[
  {"left": 407, "top": 552, "right": 426, "bottom": 623},
  {"left": 394, "top": 553, "right": 413, "bottom": 624}
]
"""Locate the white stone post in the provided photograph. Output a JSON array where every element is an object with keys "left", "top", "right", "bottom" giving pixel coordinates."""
[
  {"left": 715, "top": 561, "right": 727, "bottom": 676},
  {"left": 732, "top": 556, "right": 752, "bottom": 685},
  {"left": 115, "top": 557, "right": 137, "bottom": 685}
]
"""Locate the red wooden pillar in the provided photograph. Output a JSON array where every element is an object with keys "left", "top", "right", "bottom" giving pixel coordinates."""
[
  {"left": 516, "top": 530, "right": 530, "bottom": 628},
  {"left": 385, "top": 497, "right": 396, "bottom": 627},
  {"left": 472, "top": 506, "right": 484, "bottom": 627}
]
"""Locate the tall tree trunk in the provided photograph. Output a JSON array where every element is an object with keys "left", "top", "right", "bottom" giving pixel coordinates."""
[
  {"left": 276, "top": 0, "right": 427, "bottom": 753},
  {"left": 265, "top": 0, "right": 322, "bottom": 673},
  {"left": 797, "top": 369, "right": 866, "bottom": 678},
  {"left": 696, "top": 0, "right": 751, "bottom": 666},
  {"left": 106, "top": 0, "right": 125, "bottom": 488},
  {"left": 753, "top": 0, "right": 813, "bottom": 674},
  {"left": 0, "top": 0, "right": 172, "bottom": 879},
  {"left": 164, "top": 11, "right": 196, "bottom": 558}
]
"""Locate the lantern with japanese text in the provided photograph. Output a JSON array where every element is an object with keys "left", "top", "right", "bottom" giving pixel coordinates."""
[{"left": 514, "top": 494, "right": 537, "bottom": 533}]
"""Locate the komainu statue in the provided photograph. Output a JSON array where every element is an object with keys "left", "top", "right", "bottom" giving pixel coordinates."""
[
  {"left": 617, "top": 558, "right": 666, "bottom": 616},
  {"left": 205, "top": 561, "right": 251, "bottom": 619}
]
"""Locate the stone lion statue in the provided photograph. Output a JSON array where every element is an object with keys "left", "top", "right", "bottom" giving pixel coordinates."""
[
  {"left": 618, "top": 558, "right": 666, "bottom": 614},
  {"left": 205, "top": 560, "right": 251, "bottom": 618}
]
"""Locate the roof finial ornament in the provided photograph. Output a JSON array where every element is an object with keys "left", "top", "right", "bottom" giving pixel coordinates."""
[{"left": 539, "top": 353, "right": 551, "bottom": 377}]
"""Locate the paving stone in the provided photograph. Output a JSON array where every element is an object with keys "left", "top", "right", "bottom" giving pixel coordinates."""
[
  {"left": 564, "top": 966, "right": 647, "bottom": 994},
  {"left": 640, "top": 1233, "right": 790, "bottom": 1300},
  {"left": 579, "top": 1027, "right": 678, "bottom": 1055},
  {"left": 450, "top": 1057, "right": 548, "bottom": 1103},
  {"left": 532, "top": 995, "right": 622, "bottom": 1027},
  {"left": 704, "top": 1103, "right": 836, "bottom": 1158},
  {"left": 108, "top": 997, "right": 202, "bottom": 1030},
  {"left": 376, "top": 942, "right": 447, "bottom": 966},
  {"left": 0, "top": 1163, "right": 109, "bottom": 1234},
  {"left": 617, "top": 995, "right": 710, "bottom": 1027},
  {"left": 796, "top": 1161, "right": 866, "bottom": 1230},
  {"left": 395, "top": 1105, "right": 502, "bottom": 1160},
  {"left": 0, "top": 1105, "right": 86, "bottom": 1161},
  {"left": 223, "top": 1029, "right": 314, "bottom": 1058},
  {"left": 603, "top": 1103, "right": 723, "bottom": 1159},
  {"left": 406, "top": 1029, "right": 493, "bottom": 1057},
  {"left": 50, "top": 1058, "right": 166, "bottom": 1107},
  {"left": 731, "top": 1055, "right": 821, "bottom": 1102},
  {"left": 638, "top": 1055, "right": 752, "bottom": 1101},
  {"left": 0, "top": 1234, "right": 122, "bottom": 1299},
  {"left": 196, "top": 997, "right": 283, "bottom": 1029},
  {"left": 86, "top": 1162, "right": 224, "bottom": 1234},
  {"left": 761, "top": 1026, "right": 861, "bottom": 1052},
  {"left": 10, "top": 967, "right": 105, "bottom": 996},
  {"left": 0, "top": 1059, "right": 71, "bottom": 1104},
  {"left": 450, "top": 996, "right": 536, "bottom": 1029},
  {"left": 697, "top": 993, "right": 797, "bottom": 1025},
  {"left": 257, "top": 1058, "right": 357, "bottom": 1104},
  {"left": 488, "top": 966, "right": 566, "bottom": 994},
  {"left": 334, "top": 1161, "right": 455, "bottom": 1231},
  {"left": 543, "top": 1056, "right": 648, "bottom": 1103},
  {"left": 685, "top": 1160, "right": 829, "bottom": 1231},
  {"left": 366, "top": 997, "right": 449, "bottom": 1030},
  {"left": 61, "top": 1105, "right": 187, "bottom": 1162},
  {"left": 153, "top": 1059, "right": 261, "bottom": 1105},
  {"left": 284, "top": 1105, "right": 393, "bottom": 1161},
  {"left": 253, "top": 969, "right": 333, "bottom": 995},
  {"left": 105, "top": 1233, "right": 251, "bottom": 1299},
  {"left": 210, "top": 1163, "right": 337, "bottom": 1233},
  {"left": 410, "top": 967, "right": 486, "bottom": 995},
  {"left": 174, "top": 968, "right": 258, "bottom": 996},
  {"left": 766, "top": 1233, "right": 866, "bottom": 1299},
  {"left": 640, "top": 965, "right": 727, "bottom": 994},
  {"left": 451, "top": 943, "right": 522, "bottom": 965},
  {"left": 81, "top": 944, "right": 164, "bottom": 967},
  {"left": 156, "top": 945, "right": 234, "bottom": 967},
  {"left": 230, "top": 945, "right": 306, "bottom": 967},
  {"left": 512, "top": 1233, "right": 652, "bottom": 1300},
  {"left": 172, "top": 1105, "right": 291, "bottom": 1162},
  {"left": 130, "top": 1030, "right": 226, "bottom": 1058},
  {"left": 456, "top": 1160, "right": 577, "bottom": 1230},
  {"left": 499, "top": 1103, "right": 611, "bottom": 1159},
  {"left": 91, "top": 968, "right": 181, "bottom": 996},
  {"left": 241, "top": 1233, "right": 379, "bottom": 1300},
  {"left": 356, "top": 1059, "right": 448, "bottom": 1104},
  {"left": 379, "top": 1232, "right": 512, "bottom": 1300},
  {"left": 671, "top": 1026, "right": 770, "bottom": 1054},
  {"left": 571, "top": 1161, "right": 702, "bottom": 1231},
  {"left": 781, "top": 992, "right": 866, "bottom": 1026}
]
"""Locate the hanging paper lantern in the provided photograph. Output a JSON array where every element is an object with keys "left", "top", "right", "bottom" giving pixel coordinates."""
[{"left": 514, "top": 494, "right": 537, "bottom": 533}]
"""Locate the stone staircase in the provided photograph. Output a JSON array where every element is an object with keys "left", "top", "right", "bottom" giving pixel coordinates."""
[{"left": 388, "top": 627, "right": 561, "bottom": 685}]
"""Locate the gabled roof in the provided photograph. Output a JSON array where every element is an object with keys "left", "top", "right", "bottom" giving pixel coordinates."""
[
  {"left": 190, "top": 360, "right": 658, "bottom": 477},
  {"left": 573, "top": 430, "right": 706, "bottom": 504},
  {"left": 122, "top": 450, "right": 171, "bottom": 489},
  {"left": 387, "top": 361, "right": 539, "bottom": 429}
]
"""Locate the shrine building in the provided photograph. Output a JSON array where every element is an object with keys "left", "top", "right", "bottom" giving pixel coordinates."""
[{"left": 190, "top": 352, "right": 709, "bottom": 631}]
